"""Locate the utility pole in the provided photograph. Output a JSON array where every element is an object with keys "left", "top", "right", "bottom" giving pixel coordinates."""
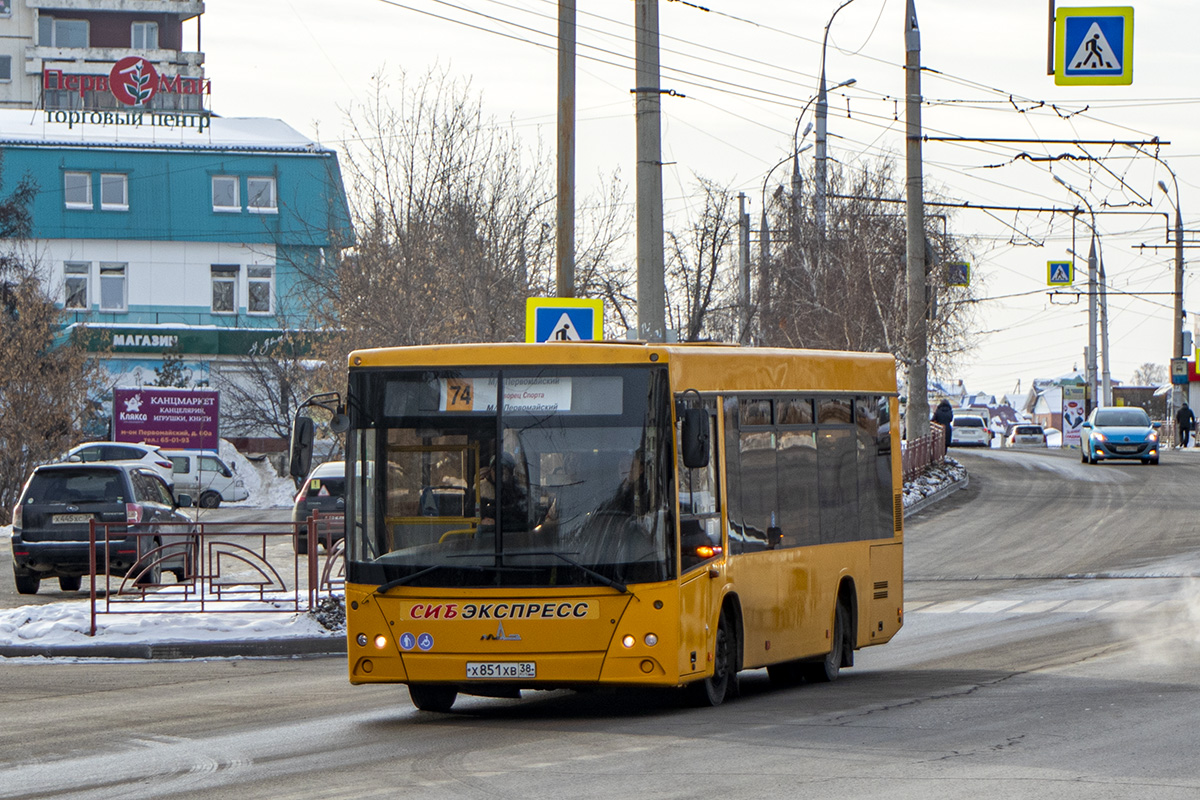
[
  {"left": 739, "top": 192, "right": 751, "bottom": 345},
  {"left": 1087, "top": 235, "right": 1098, "bottom": 407},
  {"left": 815, "top": 0, "right": 858, "bottom": 236},
  {"left": 904, "top": 0, "right": 929, "bottom": 441},
  {"left": 634, "top": 0, "right": 665, "bottom": 341},
  {"left": 555, "top": 0, "right": 576, "bottom": 298},
  {"left": 1099, "top": 253, "right": 1112, "bottom": 405}
]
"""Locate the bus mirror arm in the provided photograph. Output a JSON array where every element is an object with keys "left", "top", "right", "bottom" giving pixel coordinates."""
[{"left": 289, "top": 392, "right": 348, "bottom": 481}]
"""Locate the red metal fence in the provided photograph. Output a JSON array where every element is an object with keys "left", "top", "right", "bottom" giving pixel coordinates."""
[
  {"left": 901, "top": 424, "right": 948, "bottom": 482},
  {"left": 87, "top": 513, "right": 344, "bottom": 635}
]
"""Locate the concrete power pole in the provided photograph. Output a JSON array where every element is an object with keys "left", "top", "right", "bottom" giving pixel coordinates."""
[
  {"left": 634, "top": 0, "right": 666, "bottom": 341},
  {"left": 904, "top": 0, "right": 930, "bottom": 441},
  {"left": 739, "top": 193, "right": 750, "bottom": 344},
  {"left": 556, "top": 0, "right": 576, "bottom": 298},
  {"left": 1087, "top": 236, "right": 1098, "bottom": 408}
]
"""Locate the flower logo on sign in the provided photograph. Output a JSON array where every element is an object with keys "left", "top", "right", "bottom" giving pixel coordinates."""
[{"left": 109, "top": 57, "right": 158, "bottom": 107}]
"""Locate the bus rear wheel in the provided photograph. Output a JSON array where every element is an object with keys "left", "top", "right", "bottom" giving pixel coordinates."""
[
  {"left": 690, "top": 608, "right": 737, "bottom": 706},
  {"left": 804, "top": 601, "right": 850, "bottom": 683},
  {"left": 409, "top": 684, "right": 458, "bottom": 713}
]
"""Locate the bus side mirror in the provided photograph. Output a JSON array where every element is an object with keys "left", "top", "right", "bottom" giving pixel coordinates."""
[
  {"left": 289, "top": 416, "right": 315, "bottom": 480},
  {"left": 681, "top": 408, "right": 710, "bottom": 469}
]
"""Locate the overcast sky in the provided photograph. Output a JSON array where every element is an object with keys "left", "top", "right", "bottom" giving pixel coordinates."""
[{"left": 200, "top": 0, "right": 1199, "bottom": 397}]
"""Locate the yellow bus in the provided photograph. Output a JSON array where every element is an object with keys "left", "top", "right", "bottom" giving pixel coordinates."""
[{"left": 292, "top": 341, "right": 903, "bottom": 711}]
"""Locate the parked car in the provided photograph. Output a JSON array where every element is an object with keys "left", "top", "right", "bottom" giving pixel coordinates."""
[
  {"left": 950, "top": 415, "right": 990, "bottom": 447},
  {"left": 292, "top": 460, "right": 346, "bottom": 553},
  {"left": 1006, "top": 424, "right": 1048, "bottom": 447},
  {"left": 64, "top": 441, "right": 176, "bottom": 487},
  {"left": 160, "top": 449, "right": 249, "bottom": 509},
  {"left": 10, "top": 462, "right": 195, "bottom": 595},
  {"left": 1081, "top": 406, "right": 1161, "bottom": 465}
]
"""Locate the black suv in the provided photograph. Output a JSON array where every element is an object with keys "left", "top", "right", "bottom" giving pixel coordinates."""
[{"left": 10, "top": 462, "right": 194, "bottom": 595}]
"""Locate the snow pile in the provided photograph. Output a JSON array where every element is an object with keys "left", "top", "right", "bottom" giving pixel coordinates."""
[
  {"left": 0, "top": 593, "right": 342, "bottom": 648},
  {"left": 216, "top": 440, "right": 298, "bottom": 508},
  {"left": 902, "top": 456, "right": 967, "bottom": 508}
]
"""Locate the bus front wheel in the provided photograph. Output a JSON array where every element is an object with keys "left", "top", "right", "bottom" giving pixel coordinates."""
[
  {"left": 409, "top": 684, "right": 458, "bottom": 713},
  {"left": 691, "top": 608, "right": 737, "bottom": 706}
]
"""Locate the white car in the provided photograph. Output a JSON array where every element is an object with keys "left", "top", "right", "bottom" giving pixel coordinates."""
[
  {"left": 160, "top": 449, "right": 250, "bottom": 508},
  {"left": 64, "top": 441, "right": 176, "bottom": 487},
  {"left": 950, "top": 415, "right": 990, "bottom": 447},
  {"left": 1006, "top": 424, "right": 1047, "bottom": 447}
]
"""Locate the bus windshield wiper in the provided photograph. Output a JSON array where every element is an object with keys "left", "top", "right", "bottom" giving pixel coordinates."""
[
  {"left": 376, "top": 563, "right": 488, "bottom": 594},
  {"left": 514, "top": 551, "right": 629, "bottom": 593}
]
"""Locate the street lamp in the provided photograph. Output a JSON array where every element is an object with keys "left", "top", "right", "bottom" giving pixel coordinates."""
[
  {"left": 1157, "top": 176, "right": 1185, "bottom": 365},
  {"left": 1054, "top": 174, "right": 1112, "bottom": 407},
  {"left": 815, "top": 0, "right": 861, "bottom": 235}
]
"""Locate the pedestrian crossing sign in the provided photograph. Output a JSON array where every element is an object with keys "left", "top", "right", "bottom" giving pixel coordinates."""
[
  {"left": 1055, "top": 7, "right": 1134, "bottom": 86},
  {"left": 525, "top": 297, "right": 604, "bottom": 343},
  {"left": 947, "top": 261, "right": 970, "bottom": 287},
  {"left": 1048, "top": 260, "right": 1074, "bottom": 286}
]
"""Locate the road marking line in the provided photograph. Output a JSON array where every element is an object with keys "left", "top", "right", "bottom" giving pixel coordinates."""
[
  {"left": 963, "top": 600, "right": 1022, "bottom": 613},
  {"left": 921, "top": 601, "right": 980, "bottom": 613}
]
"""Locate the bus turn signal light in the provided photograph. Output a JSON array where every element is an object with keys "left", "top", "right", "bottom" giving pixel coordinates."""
[{"left": 696, "top": 545, "right": 722, "bottom": 559}]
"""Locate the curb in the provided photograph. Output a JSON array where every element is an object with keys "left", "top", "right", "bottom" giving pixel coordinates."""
[
  {"left": 0, "top": 636, "right": 347, "bottom": 660},
  {"left": 904, "top": 473, "right": 969, "bottom": 518}
]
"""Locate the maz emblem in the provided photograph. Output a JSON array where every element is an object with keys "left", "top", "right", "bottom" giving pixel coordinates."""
[{"left": 481, "top": 622, "right": 522, "bottom": 641}]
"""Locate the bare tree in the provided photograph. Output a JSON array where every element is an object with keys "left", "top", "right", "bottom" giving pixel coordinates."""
[
  {"left": 664, "top": 177, "right": 740, "bottom": 341},
  {"left": 0, "top": 166, "right": 105, "bottom": 522},
  {"left": 286, "top": 69, "right": 631, "bottom": 385},
  {"left": 756, "top": 155, "right": 976, "bottom": 373},
  {"left": 213, "top": 330, "right": 316, "bottom": 441},
  {"left": 1131, "top": 362, "right": 1167, "bottom": 385}
]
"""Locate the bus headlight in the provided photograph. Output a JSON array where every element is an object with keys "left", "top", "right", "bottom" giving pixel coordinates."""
[
  {"left": 374, "top": 634, "right": 388, "bottom": 649},
  {"left": 356, "top": 633, "right": 368, "bottom": 647},
  {"left": 644, "top": 633, "right": 658, "bottom": 647},
  {"left": 622, "top": 635, "right": 635, "bottom": 648}
]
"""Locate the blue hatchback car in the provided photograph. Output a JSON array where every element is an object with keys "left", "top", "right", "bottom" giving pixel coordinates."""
[{"left": 1080, "top": 407, "right": 1161, "bottom": 465}]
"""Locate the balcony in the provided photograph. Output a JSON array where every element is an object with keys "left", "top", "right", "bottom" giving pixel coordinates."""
[{"left": 28, "top": 46, "right": 205, "bottom": 73}]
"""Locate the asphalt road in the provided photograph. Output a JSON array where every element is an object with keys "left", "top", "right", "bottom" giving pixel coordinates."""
[{"left": 2, "top": 448, "right": 1199, "bottom": 798}]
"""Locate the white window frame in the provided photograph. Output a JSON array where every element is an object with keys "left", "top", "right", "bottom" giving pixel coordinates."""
[
  {"left": 247, "top": 177, "right": 277, "bottom": 214},
  {"left": 64, "top": 171, "right": 92, "bottom": 209},
  {"left": 40, "top": 17, "right": 89, "bottom": 48},
  {"left": 247, "top": 265, "right": 274, "bottom": 315},
  {"left": 131, "top": 21, "right": 158, "bottom": 50},
  {"left": 98, "top": 262, "right": 127, "bottom": 312},
  {"left": 212, "top": 176, "right": 240, "bottom": 212},
  {"left": 64, "top": 261, "right": 89, "bottom": 310},
  {"left": 100, "top": 173, "right": 128, "bottom": 210},
  {"left": 211, "top": 265, "right": 239, "bottom": 314}
]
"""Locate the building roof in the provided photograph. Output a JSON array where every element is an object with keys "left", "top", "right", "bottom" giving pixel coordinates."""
[{"left": 0, "top": 109, "right": 328, "bottom": 154}]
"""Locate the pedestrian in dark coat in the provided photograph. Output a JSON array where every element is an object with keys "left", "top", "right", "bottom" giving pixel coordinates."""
[
  {"left": 1176, "top": 402, "right": 1195, "bottom": 448},
  {"left": 932, "top": 399, "right": 954, "bottom": 444}
]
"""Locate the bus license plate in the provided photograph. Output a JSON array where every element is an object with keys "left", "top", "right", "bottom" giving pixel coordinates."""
[
  {"left": 53, "top": 513, "right": 91, "bottom": 524},
  {"left": 465, "top": 661, "right": 536, "bottom": 679}
]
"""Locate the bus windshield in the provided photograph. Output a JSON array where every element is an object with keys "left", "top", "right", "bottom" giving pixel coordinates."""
[{"left": 345, "top": 366, "right": 675, "bottom": 589}]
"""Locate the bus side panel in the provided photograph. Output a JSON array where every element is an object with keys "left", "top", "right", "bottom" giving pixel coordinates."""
[
  {"left": 677, "top": 569, "right": 713, "bottom": 681},
  {"left": 725, "top": 552, "right": 781, "bottom": 669},
  {"left": 866, "top": 543, "right": 903, "bottom": 644}
]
